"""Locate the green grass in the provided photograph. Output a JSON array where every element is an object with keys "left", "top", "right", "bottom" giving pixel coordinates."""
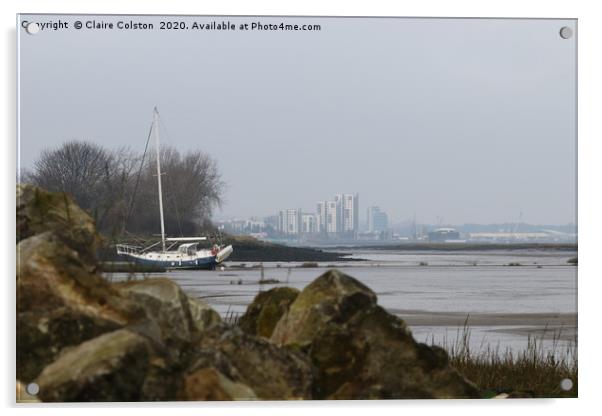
[{"left": 436, "top": 322, "right": 577, "bottom": 398}]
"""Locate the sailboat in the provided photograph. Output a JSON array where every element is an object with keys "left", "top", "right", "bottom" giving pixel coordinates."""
[{"left": 116, "top": 108, "right": 233, "bottom": 270}]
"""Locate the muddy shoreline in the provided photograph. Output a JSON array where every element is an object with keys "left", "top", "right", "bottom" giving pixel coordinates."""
[{"left": 390, "top": 309, "right": 577, "bottom": 341}]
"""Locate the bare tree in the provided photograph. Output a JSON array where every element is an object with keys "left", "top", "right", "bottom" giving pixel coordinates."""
[
  {"left": 24, "top": 141, "right": 137, "bottom": 234},
  {"left": 23, "top": 140, "right": 225, "bottom": 238},
  {"left": 127, "top": 146, "right": 224, "bottom": 236}
]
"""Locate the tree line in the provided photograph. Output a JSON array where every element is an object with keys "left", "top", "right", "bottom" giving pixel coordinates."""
[{"left": 22, "top": 141, "right": 224, "bottom": 238}]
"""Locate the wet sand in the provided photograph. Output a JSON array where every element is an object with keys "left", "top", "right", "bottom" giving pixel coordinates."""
[{"left": 390, "top": 309, "right": 577, "bottom": 341}]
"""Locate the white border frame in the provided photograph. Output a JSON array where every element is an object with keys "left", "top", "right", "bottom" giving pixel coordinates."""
[{"left": 3, "top": 1, "right": 599, "bottom": 414}]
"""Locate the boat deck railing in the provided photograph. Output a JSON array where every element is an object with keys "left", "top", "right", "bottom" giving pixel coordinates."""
[{"left": 116, "top": 244, "right": 141, "bottom": 255}]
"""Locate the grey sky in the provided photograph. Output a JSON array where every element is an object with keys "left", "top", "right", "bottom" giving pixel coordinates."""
[{"left": 18, "top": 15, "right": 576, "bottom": 225}]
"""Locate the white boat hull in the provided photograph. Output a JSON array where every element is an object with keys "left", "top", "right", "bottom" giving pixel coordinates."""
[{"left": 117, "top": 245, "right": 233, "bottom": 270}]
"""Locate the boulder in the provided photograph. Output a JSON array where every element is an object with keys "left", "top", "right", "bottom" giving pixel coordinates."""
[
  {"left": 179, "top": 367, "right": 257, "bottom": 401},
  {"left": 270, "top": 269, "right": 480, "bottom": 399},
  {"left": 239, "top": 287, "right": 300, "bottom": 338},
  {"left": 17, "top": 308, "right": 122, "bottom": 382},
  {"left": 186, "top": 324, "right": 313, "bottom": 400},
  {"left": 270, "top": 269, "right": 376, "bottom": 348},
  {"left": 314, "top": 306, "right": 480, "bottom": 399},
  {"left": 17, "top": 184, "right": 100, "bottom": 267},
  {"left": 116, "top": 278, "right": 200, "bottom": 347},
  {"left": 17, "top": 232, "right": 134, "bottom": 319},
  {"left": 187, "top": 296, "right": 222, "bottom": 333},
  {"left": 138, "top": 347, "right": 185, "bottom": 401},
  {"left": 35, "top": 329, "right": 153, "bottom": 402},
  {"left": 17, "top": 232, "right": 144, "bottom": 381}
]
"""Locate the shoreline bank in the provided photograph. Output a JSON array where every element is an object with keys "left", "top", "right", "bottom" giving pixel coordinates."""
[{"left": 391, "top": 309, "right": 577, "bottom": 341}]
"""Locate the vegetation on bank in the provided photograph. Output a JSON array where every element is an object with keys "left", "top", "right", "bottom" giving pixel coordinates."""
[
  {"left": 434, "top": 324, "right": 577, "bottom": 398},
  {"left": 22, "top": 140, "right": 223, "bottom": 236},
  {"left": 223, "top": 237, "right": 354, "bottom": 262}
]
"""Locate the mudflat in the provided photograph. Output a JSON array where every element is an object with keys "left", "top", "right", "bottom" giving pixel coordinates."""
[{"left": 391, "top": 309, "right": 577, "bottom": 341}]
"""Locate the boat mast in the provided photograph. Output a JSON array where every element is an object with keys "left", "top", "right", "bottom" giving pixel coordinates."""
[{"left": 153, "top": 107, "right": 167, "bottom": 252}]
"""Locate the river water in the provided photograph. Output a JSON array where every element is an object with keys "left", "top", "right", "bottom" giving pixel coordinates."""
[{"left": 107, "top": 249, "right": 577, "bottom": 360}]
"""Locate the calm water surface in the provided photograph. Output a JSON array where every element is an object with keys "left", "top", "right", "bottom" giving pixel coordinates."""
[{"left": 108, "top": 249, "right": 577, "bottom": 358}]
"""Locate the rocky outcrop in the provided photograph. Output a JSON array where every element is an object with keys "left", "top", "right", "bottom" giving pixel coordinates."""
[
  {"left": 116, "top": 278, "right": 220, "bottom": 347},
  {"left": 17, "top": 227, "right": 144, "bottom": 381},
  {"left": 179, "top": 367, "right": 257, "bottom": 401},
  {"left": 271, "top": 270, "right": 480, "bottom": 399},
  {"left": 16, "top": 186, "right": 149, "bottom": 382},
  {"left": 184, "top": 324, "right": 313, "bottom": 400},
  {"left": 270, "top": 269, "right": 377, "bottom": 348},
  {"left": 17, "top": 306, "right": 122, "bottom": 382},
  {"left": 314, "top": 306, "right": 479, "bottom": 399},
  {"left": 187, "top": 296, "right": 222, "bottom": 333},
  {"left": 35, "top": 329, "right": 153, "bottom": 402},
  {"left": 17, "top": 184, "right": 100, "bottom": 267},
  {"left": 16, "top": 186, "right": 223, "bottom": 395},
  {"left": 239, "top": 287, "right": 300, "bottom": 338},
  {"left": 16, "top": 185, "right": 482, "bottom": 402}
]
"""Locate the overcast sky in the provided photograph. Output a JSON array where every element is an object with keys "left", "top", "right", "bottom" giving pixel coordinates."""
[{"left": 18, "top": 15, "right": 576, "bottom": 225}]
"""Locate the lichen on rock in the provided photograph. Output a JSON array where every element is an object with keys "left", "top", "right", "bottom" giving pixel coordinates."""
[
  {"left": 186, "top": 324, "right": 314, "bottom": 400},
  {"left": 17, "top": 184, "right": 100, "bottom": 267},
  {"left": 270, "top": 269, "right": 480, "bottom": 399},
  {"left": 239, "top": 287, "right": 300, "bottom": 338},
  {"left": 35, "top": 329, "right": 153, "bottom": 402},
  {"left": 179, "top": 367, "right": 257, "bottom": 401},
  {"left": 270, "top": 269, "right": 377, "bottom": 348}
]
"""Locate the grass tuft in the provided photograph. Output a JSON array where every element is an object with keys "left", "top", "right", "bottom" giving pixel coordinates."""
[{"left": 434, "top": 319, "right": 577, "bottom": 398}]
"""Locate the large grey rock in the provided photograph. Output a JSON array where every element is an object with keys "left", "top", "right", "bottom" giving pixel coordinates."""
[
  {"left": 17, "top": 232, "right": 139, "bottom": 321},
  {"left": 179, "top": 367, "right": 257, "bottom": 401},
  {"left": 35, "top": 329, "right": 153, "bottom": 402},
  {"left": 187, "top": 296, "right": 222, "bottom": 333},
  {"left": 313, "top": 306, "right": 480, "bottom": 399},
  {"left": 270, "top": 270, "right": 480, "bottom": 399},
  {"left": 17, "top": 184, "right": 100, "bottom": 267},
  {"left": 116, "top": 278, "right": 195, "bottom": 345},
  {"left": 116, "top": 279, "right": 221, "bottom": 349},
  {"left": 17, "top": 308, "right": 122, "bottom": 383},
  {"left": 239, "top": 287, "right": 300, "bottom": 338},
  {"left": 185, "top": 324, "right": 313, "bottom": 400},
  {"left": 270, "top": 269, "right": 376, "bottom": 348},
  {"left": 17, "top": 232, "right": 144, "bottom": 381}
]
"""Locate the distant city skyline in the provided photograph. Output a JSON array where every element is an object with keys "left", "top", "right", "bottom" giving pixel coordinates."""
[{"left": 18, "top": 16, "right": 576, "bottom": 225}]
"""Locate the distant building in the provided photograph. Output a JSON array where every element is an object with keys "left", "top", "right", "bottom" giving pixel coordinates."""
[
  {"left": 274, "top": 193, "right": 360, "bottom": 239},
  {"left": 278, "top": 209, "right": 301, "bottom": 235},
  {"left": 367, "top": 206, "right": 389, "bottom": 233},
  {"left": 428, "top": 228, "right": 461, "bottom": 242},
  {"left": 316, "top": 193, "right": 359, "bottom": 238},
  {"left": 326, "top": 201, "right": 338, "bottom": 233},
  {"left": 316, "top": 201, "right": 327, "bottom": 233},
  {"left": 334, "top": 194, "right": 343, "bottom": 232},
  {"left": 301, "top": 213, "right": 318, "bottom": 234},
  {"left": 264, "top": 215, "right": 279, "bottom": 231},
  {"left": 216, "top": 218, "right": 266, "bottom": 235},
  {"left": 342, "top": 194, "right": 359, "bottom": 235}
]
